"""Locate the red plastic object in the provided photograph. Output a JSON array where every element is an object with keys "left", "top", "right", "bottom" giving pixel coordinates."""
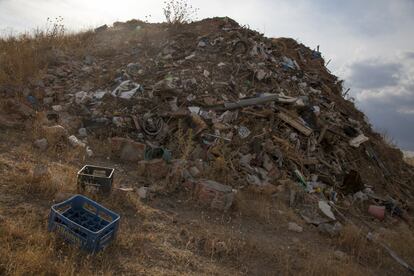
[{"left": 368, "top": 205, "right": 385, "bottom": 220}]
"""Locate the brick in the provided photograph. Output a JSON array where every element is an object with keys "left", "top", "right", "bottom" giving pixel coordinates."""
[
  {"left": 194, "top": 180, "right": 234, "bottom": 211},
  {"left": 111, "top": 137, "right": 145, "bottom": 162},
  {"left": 138, "top": 159, "right": 169, "bottom": 180}
]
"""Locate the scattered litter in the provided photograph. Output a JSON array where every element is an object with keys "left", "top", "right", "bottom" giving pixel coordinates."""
[
  {"left": 368, "top": 205, "right": 385, "bottom": 221},
  {"left": 77, "top": 165, "right": 114, "bottom": 194},
  {"left": 144, "top": 146, "right": 172, "bottom": 162},
  {"left": 349, "top": 134, "right": 369, "bottom": 147},
  {"left": 188, "top": 106, "right": 201, "bottom": 114},
  {"left": 238, "top": 126, "right": 251, "bottom": 139},
  {"left": 318, "top": 201, "right": 336, "bottom": 220},
  {"left": 111, "top": 80, "right": 143, "bottom": 99}
]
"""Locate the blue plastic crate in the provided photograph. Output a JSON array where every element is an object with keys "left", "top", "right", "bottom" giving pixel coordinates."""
[{"left": 48, "top": 194, "right": 120, "bottom": 253}]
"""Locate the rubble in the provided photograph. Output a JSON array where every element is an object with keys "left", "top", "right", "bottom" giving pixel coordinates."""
[
  {"left": 5, "top": 17, "right": 412, "bottom": 247},
  {"left": 191, "top": 180, "right": 234, "bottom": 211},
  {"left": 34, "top": 138, "right": 48, "bottom": 151},
  {"left": 288, "top": 222, "right": 303, "bottom": 233}
]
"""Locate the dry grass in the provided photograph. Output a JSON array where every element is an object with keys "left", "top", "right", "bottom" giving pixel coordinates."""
[
  {"left": 0, "top": 19, "right": 94, "bottom": 93},
  {"left": 403, "top": 156, "right": 414, "bottom": 167},
  {"left": 379, "top": 223, "right": 414, "bottom": 267},
  {"left": 337, "top": 225, "right": 382, "bottom": 265}
]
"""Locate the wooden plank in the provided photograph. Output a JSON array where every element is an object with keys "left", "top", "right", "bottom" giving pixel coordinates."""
[{"left": 277, "top": 112, "right": 313, "bottom": 136}]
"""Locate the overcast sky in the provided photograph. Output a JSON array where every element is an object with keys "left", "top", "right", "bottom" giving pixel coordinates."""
[{"left": 1, "top": 0, "right": 414, "bottom": 150}]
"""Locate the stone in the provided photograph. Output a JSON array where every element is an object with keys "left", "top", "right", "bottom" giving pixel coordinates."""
[
  {"left": 288, "top": 222, "right": 303, "bottom": 233},
  {"left": 75, "top": 91, "right": 90, "bottom": 104},
  {"left": 68, "top": 135, "right": 85, "bottom": 148},
  {"left": 189, "top": 166, "right": 201, "bottom": 178},
  {"left": 194, "top": 180, "right": 234, "bottom": 211},
  {"left": 256, "top": 69, "right": 267, "bottom": 81},
  {"left": 198, "top": 40, "right": 207, "bottom": 47},
  {"left": 334, "top": 250, "right": 347, "bottom": 260},
  {"left": 78, "top": 128, "right": 87, "bottom": 137},
  {"left": 120, "top": 141, "right": 145, "bottom": 162},
  {"left": 34, "top": 138, "right": 48, "bottom": 151},
  {"left": 138, "top": 187, "right": 148, "bottom": 199},
  {"left": 43, "top": 97, "right": 54, "bottom": 105},
  {"left": 111, "top": 137, "right": 145, "bottom": 162},
  {"left": 52, "top": 105, "right": 63, "bottom": 112},
  {"left": 84, "top": 55, "right": 94, "bottom": 65},
  {"left": 318, "top": 222, "right": 343, "bottom": 237},
  {"left": 85, "top": 146, "right": 93, "bottom": 157},
  {"left": 138, "top": 159, "right": 169, "bottom": 180},
  {"left": 126, "top": 63, "right": 140, "bottom": 76}
]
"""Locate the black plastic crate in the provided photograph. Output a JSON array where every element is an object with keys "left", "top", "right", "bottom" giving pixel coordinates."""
[
  {"left": 48, "top": 194, "right": 120, "bottom": 252},
  {"left": 77, "top": 165, "right": 114, "bottom": 194}
]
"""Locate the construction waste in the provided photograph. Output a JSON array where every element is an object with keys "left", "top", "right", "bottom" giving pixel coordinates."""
[{"left": 1, "top": 17, "right": 413, "bottom": 243}]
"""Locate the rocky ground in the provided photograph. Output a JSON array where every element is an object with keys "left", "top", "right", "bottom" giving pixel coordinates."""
[{"left": 0, "top": 17, "right": 413, "bottom": 275}]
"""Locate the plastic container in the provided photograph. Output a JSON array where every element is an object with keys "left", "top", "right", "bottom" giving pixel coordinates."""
[
  {"left": 48, "top": 194, "right": 120, "bottom": 252},
  {"left": 77, "top": 165, "right": 114, "bottom": 194}
]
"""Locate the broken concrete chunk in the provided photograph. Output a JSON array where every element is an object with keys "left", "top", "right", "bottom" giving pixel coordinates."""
[
  {"left": 288, "top": 222, "right": 303, "bottom": 233},
  {"left": 318, "top": 222, "right": 342, "bottom": 237},
  {"left": 138, "top": 159, "right": 169, "bottom": 180},
  {"left": 334, "top": 250, "right": 347, "bottom": 260},
  {"left": 120, "top": 141, "right": 145, "bottom": 162},
  {"left": 52, "top": 105, "right": 62, "bottom": 112},
  {"left": 138, "top": 187, "right": 148, "bottom": 199},
  {"left": 34, "top": 138, "right": 48, "bottom": 151},
  {"left": 75, "top": 91, "right": 90, "bottom": 104},
  {"left": 43, "top": 97, "right": 54, "bottom": 105},
  {"left": 68, "top": 135, "right": 85, "bottom": 148},
  {"left": 78, "top": 128, "right": 87, "bottom": 137},
  {"left": 42, "top": 125, "right": 68, "bottom": 145},
  {"left": 349, "top": 134, "right": 369, "bottom": 147},
  {"left": 194, "top": 180, "right": 234, "bottom": 211},
  {"left": 110, "top": 137, "right": 146, "bottom": 162}
]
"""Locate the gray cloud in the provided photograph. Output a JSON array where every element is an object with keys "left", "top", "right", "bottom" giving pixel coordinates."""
[
  {"left": 404, "top": 51, "right": 414, "bottom": 59},
  {"left": 358, "top": 98, "right": 414, "bottom": 150},
  {"left": 349, "top": 54, "right": 414, "bottom": 150},
  {"left": 348, "top": 60, "right": 402, "bottom": 89}
]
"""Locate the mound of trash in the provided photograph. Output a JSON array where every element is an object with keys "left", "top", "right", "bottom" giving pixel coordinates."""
[{"left": 3, "top": 17, "right": 413, "bottom": 218}]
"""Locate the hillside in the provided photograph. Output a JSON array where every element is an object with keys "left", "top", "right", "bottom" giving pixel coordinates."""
[{"left": 0, "top": 17, "right": 413, "bottom": 275}]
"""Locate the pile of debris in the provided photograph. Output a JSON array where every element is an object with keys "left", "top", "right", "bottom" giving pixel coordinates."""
[{"left": 4, "top": 17, "right": 413, "bottom": 220}]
